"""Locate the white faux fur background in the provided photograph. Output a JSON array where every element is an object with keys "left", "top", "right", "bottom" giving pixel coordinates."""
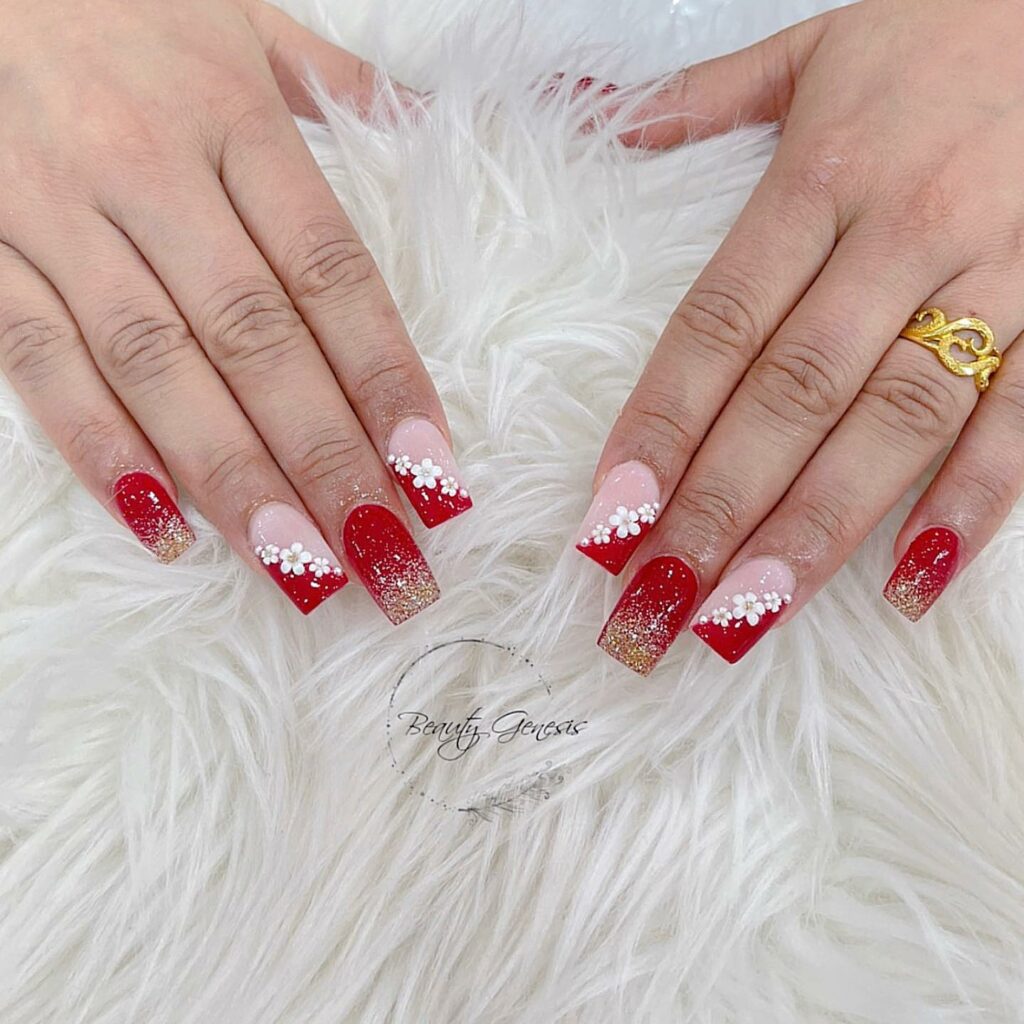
[{"left": 3, "top": 0, "right": 1024, "bottom": 1021}]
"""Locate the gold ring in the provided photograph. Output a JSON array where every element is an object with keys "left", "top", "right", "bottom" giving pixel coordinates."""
[{"left": 899, "top": 308, "right": 1002, "bottom": 393}]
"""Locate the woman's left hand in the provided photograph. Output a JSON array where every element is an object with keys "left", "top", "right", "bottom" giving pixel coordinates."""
[{"left": 575, "top": 0, "right": 1024, "bottom": 674}]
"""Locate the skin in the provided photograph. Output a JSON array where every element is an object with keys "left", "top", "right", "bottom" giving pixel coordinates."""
[
  {"left": 597, "top": 0, "right": 1024, "bottom": 638},
  {"left": 0, "top": 0, "right": 448, "bottom": 580}
]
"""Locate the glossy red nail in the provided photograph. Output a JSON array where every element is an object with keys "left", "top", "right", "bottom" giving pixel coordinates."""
[
  {"left": 575, "top": 462, "right": 661, "bottom": 576},
  {"left": 386, "top": 419, "right": 472, "bottom": 529},
  {"left": 342, "top": 504, "right": 440, "bottom": 624},
  {"left": 598, "top": 556, "right": 699, "bottom": 676},
  {"left": 113, "top": 471, "right": 195, "bottom": 564},
  {"left": 884, "top": 527, "right": 961, "bottom": 622},
  {"left": 249, "top": 502, "right": 347, "bottom": 615},
  {"left": 691, "top": 558, "right": 795, "bottom": 665}
]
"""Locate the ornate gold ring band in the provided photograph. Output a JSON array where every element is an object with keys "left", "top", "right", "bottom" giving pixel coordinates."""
[{"left": 898, "top": 308, "right": 1002, "bottom": 393}]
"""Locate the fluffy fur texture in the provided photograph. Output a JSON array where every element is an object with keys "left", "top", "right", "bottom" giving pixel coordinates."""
[{"left": 3, "top": 0, "right": 1024, "bottom": 1021}]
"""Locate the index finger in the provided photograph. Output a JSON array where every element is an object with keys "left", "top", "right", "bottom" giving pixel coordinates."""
[{"left": 573, "top": 149, "right": 837, "bottom": 574}]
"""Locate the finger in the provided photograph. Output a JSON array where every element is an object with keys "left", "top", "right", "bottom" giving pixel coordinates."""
[
  {"left": 245, "top": 0, "right": 420, "bottom": 120},
  {"left": 633, "top": 227, "right": 949, "bottom": 603},
  {"left": 574, "top": 143, "right": 838, "bottom": 575},
  {"left": 0, "top": 242, "right": 195, "bottom": 563},
  {"left": 217, "top": 91, "right": 472, "bottom": 529},
  {"left": 98, "top": 157, "right": 441, "bottom": 623},
  {"left": 690, "top": 280, "right": 1017, "bottom": 663},
  {"left": 13, "top": 210, "right": 350, "bottom": 616},
  {"left": 615, "top": 12, "right": 830, "bottom": 149},
  {"left": 884, "top": 338, "right": 1024, "bottom": 621}
]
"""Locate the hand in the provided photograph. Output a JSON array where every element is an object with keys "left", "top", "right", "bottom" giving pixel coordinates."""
[
  {"left": 0, "top": 0, "right": 472, "bottom": 622},
  {"left": 574, "top": 0, "right": 1024, "bottom": 673}
]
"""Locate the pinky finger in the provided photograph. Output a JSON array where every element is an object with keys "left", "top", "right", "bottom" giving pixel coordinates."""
[
  {"left": 884, "top": 347, "right": 1024, "bottom": 622},
  {"left": 0, "top": 243, "right": 195, "bottom": 563}
]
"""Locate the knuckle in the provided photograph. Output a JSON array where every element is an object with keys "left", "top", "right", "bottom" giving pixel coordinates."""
[
  {"left": 347, "top": 354, "right": 421, "bottom": 411},
  {"left": 0, "top": 316, "right": 72, "bottom": 387},
  {"left": 291, "top": 426, "right": 365, "bottom": 489},
  {"left": 989, "top": 374, "right": 1024, "bottom": 420},
  {"left": 747, "top": 335, "right": 849, "bottom": 423},
  {"left": 64, "top": 412, "right": 123, "bottom": 467},
  {"left": 792, "top": 487, "right": 852, "bottom": 552},
  {"left": 621, "top": 389, "right": 697, "bottom": 460},
  {"left": 201, "top": 283, "right": 302, "bottom": 371},
  {"left": 947, "top": 463, "right": 1016, "bottom": 521},
  {"left": 672, "top": 285, "right": 763, "bottom": 364},
  {"left": 285, "top": 222, "right": 378, "bottom": 301},
  {"left": 787, "top": 130, "right": 858, "bottom": 207},
  {"left": 101, "top": 310, "right": 194, "bottom": 388},
  {"left": 860, "top": 365, "right": 962, "bottom": 441},
  {"left": 200, "top": 439, "right": 267, "bottom": 502},
  {"left": 670, "top": 473, "right": 753, "bottom": 546}
]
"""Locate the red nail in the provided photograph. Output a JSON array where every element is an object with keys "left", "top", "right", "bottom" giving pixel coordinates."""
[
  {"left": 113, "top": 471, "right": 195, "bottom": 564},
  {"left": 543, "top": 73, "right": 619, "bottom": 97},
  {"left": 386, "top": 419, "right": 472, "bottom": 529},
  {"left": 342, "top": 504, "right": 440, "bottom": 624},
  {"left": 691, "top": 558, "right": 796, "bottom": 665},
  {"left": 883, "top": 527, "right": 961, "bottom": 622},
  {"left": 249, "top": 502, "right": 347, "bottom": 615},
  {"left": 598, "top": 556, "right": 699, "bottom": 676}
]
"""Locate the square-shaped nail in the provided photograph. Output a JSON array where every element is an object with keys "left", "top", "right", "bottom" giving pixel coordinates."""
[
  {"left": 343, "top": 503, "right": 440, "bottom": 624},
  {"left": 883, "top": 527, "right": 961, "bottom": 622},
  {"left": 386, "top": 419, "right": 472, "bottom": 529},
  {"left": 113, "top": 471, "right": 195, "bottom": 564},
  {"left": 249, "top": 502, "right": 348, "bottom": 615},
  {"left": 575, "top": 461, "right": 661, "bottom": 575},
  {"left": 691, "top": 558, "right": 795, "bottom": 664},
  {"left": 598, "top": 556, "right": 699, "bottom": 676}
]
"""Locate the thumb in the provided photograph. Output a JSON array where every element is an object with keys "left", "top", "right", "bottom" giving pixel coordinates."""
[
  {"left": 246, "top": 2, "right": 420, "bottom": 120},
  {"left": 619, "top": 13, "right": 829, "bottom": 149}
]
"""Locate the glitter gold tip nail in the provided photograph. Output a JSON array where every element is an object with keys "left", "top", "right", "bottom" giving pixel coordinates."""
[
  {"left": 342, "top": 503, "right": 440, "bottom": 624},
  {"left": 597, "top": 556, "right": 699, "bottom": 676},
  {"left": 883, "top": 527, "right": 961, "bottom": 622},
  {"left": 113, "top": 472, "right": 195, "bottom": 563}
]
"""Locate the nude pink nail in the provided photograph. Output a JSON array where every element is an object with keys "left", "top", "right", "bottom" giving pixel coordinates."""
[
  {"left": 248, "top": 502, "right": 347, "bottom": 615},
  {"left": 691, "top": 557, "right": 795, "bottom": 664},
  {"left": 575, "top": 461, "right": 661, "bottom": 575},
  {"left": 386, "top": 418, "right": 472, "bottom": 529}
]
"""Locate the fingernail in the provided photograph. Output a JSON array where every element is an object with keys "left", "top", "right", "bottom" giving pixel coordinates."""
[
  {"left": 343, "top": 503, "right": 440, "bottom": 624},
  {"left": 544, "top": 73, "right": 619, "bottom": 97},
  {"left": 691, "top": 558, "right": 795, "bottom": 664},
  {"left": 575, "top": 461, "right": 660, "bottom": 575},
  {"left": 598, "top": 556, "right": 699, "bottom": 676},
  {"left": 248, "top": 502, "right": 347, "bottom": 615},
  {"left": 113, "top": 471, "right": 195, "bottom": 564},
  {"left": 386, "top": 419, "right": 472, "bottom": 529},
  {"left": 883, "top": 526, "right": 961, "bottom": 622}
]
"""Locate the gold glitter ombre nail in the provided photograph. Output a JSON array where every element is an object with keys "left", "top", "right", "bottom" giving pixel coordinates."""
[{"left": 342, "top": 503, "right": 440, "bottom": 624}]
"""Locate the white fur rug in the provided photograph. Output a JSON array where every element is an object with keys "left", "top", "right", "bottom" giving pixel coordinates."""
[{"left": 3, "top": 1, "right": 1024, "bottom": 1021}]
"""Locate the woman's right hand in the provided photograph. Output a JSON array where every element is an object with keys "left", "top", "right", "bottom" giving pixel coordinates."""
[{"left": 0, "top": 0, "right": 472, "bottom": 621}]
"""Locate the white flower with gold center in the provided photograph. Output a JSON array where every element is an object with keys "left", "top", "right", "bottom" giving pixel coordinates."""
[
  {"left": 608, "top": 506, "right": 640, "bottom": 539},
  {"left": 280, "top": 542, "right": 313, "bottom": 576},
  {"left": 388, "top": 453, "right": 413, "bottom": 476},
  {"left": 412, "top": 458, "right": 443, "bottom": 489},
  {"left": 732, "top": 592, "right": 766, "bottom": 627},
  {"left": 257, "top": 544, "right": 280, "bottom": 566},
  {"left": 440, "top": 477, "right": 459, "bottom": 496}
]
